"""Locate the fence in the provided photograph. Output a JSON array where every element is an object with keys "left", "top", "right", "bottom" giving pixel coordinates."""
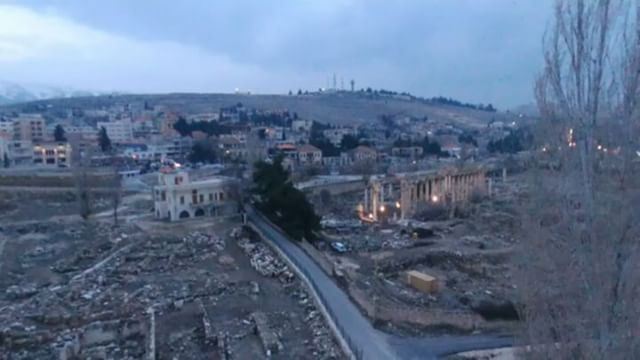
[{"left": 247, "top": 207, "right": 365, "bottom": 360}]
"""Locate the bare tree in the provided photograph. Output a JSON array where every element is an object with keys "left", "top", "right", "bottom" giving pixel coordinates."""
[
  {"left": 319, "top": 189, "right": 333, "bottom": 211},
  {"left": 110, "top": 157, "right": 123, "bottom": 227},
  {"left": 73, "top": 150, "right": 94, "bottom": 220},
  {"left": 517, "top": 1, "right": 640, "bottom": 358}
]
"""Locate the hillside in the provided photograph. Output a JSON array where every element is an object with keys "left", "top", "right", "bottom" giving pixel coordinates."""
[{"left": 0, "top": 92, "right": 518, "bottom": 129}]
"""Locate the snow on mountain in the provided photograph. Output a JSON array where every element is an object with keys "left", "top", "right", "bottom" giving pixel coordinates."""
[{"left": 0, "top": 81, "right": 102, "bottom": 105}]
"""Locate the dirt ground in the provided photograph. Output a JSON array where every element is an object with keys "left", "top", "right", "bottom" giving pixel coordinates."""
[
  {"left": 0, "top": 189, "right": 343, "bottom": 359},
  {"left": 310, "top": 174, "right": 526, "bottom": 337}
]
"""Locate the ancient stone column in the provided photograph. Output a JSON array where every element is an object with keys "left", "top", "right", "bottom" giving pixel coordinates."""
[
  {"left": 400, "top": 180, "right": 411, "bottom": 219},
  {"left": 364, "top": 188, "right": 369, "bottom": 213},
  {"left": 371, "top": 181, "right": 381, "bottom": 221}
]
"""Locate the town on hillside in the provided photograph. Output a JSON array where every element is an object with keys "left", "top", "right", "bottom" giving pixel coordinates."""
[{"left": 1, "top": 1, "right": 639, "bottom": 360}]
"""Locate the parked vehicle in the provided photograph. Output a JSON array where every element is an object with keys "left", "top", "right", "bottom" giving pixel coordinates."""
[{"left": 330, "top": 241, "right": 348, "bottom": 253}]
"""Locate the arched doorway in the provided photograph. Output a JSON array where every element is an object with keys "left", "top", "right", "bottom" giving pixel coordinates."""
[
  {"left": 179, "top": 210, "right": 190, "bottom": 219},
  {"left": 195, "top": 208, "right": 205, "bottom": 217}
]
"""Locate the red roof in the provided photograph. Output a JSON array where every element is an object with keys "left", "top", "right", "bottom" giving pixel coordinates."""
[{"left": 297, "top": 144, "right": 321, "bottom": 153}]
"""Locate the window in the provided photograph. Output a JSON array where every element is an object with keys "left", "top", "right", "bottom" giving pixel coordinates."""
[
  {"left": 161, "top": 191, "right": 166, "bottom": 201},
  {"left": 209, "top": 193, "right": 213, "bottom": 201},
  {"left": 199, "top": 194, "right": 204, "bottom": 203},
  {"left": 180, "top": 196, "right": 184, "bottom": 205},
  {"left": 219, "top": 192, "right": 224, "bottom": 201}
]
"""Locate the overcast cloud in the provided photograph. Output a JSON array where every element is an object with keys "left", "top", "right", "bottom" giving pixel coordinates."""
[{"left": 0, "top": 0, "right": 552, "bottom": 108}]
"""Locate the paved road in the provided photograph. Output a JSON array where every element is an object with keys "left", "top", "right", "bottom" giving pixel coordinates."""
[
  {"left": 248, "top": 208, "right": 511, "bottom": 359},
  {"left": 249, "top": 209, "right": 395, "bottom": 359}
]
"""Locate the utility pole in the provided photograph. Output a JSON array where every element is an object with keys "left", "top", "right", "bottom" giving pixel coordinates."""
[{"left": 350, "top": 79, "right": 355, "bottom": 92}]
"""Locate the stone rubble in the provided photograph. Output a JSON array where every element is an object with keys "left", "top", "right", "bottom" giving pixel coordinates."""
[{"left": 237, "top": 236, "right": 342, "bottom": 359}]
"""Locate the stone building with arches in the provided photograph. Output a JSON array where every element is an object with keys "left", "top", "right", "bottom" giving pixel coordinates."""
[{"left": 153, "top": 168, "right": 238, "bottom": 221}]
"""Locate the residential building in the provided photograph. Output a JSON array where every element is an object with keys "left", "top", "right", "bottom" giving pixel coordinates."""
[
  {"left": 391, "top": 146, "right": 424, "bottom": 159},
  {"left": 6, "top": 140, "right": 34, "bottom": 166},
  {"left": 159, "top": 112, "right": 180, "bottom": 137},
  {"left": 0, "top": 138, "right": 9, "bottom": 165},
  {"left": 323, "top": 127, "right": 357, "bottom": 147},
  {"left": 321, "top": 155, "right": 347, "bottom": 167},
  {"left": 32, "top": 142, "right": 71, "bottom": 167},
  {"left": 13, "top": 115, "right": 45, "bottom": 142},
  {"left": 347, "top": 145, "right": 378, "bottom": 163},
  {"left": 296, "top": 144, "right": 322, "bottom": 165},
  {"left": 0, "top": 120, "right": 13, "bottom": 140},
  {"left": 67, "top": 134, "right": 96, "bottom": 165},
  {"left": 153, "top": 169, "right": 237, "bottom": 221},
  {"left": 441, "top": 142, "right": 462, "bottom": 158},
  {"left": 65, "top": 126, "right": 98, "bottom": 141},
  {"left": 97, "top": 119, "right": 134, "bottom": 143},
  {"left": 188, "top": 113, "right": 219, "bottom": 122},
  {"left": 291, "top": 119, "right": 313, "bottom": 132},
  {"left": 123, "top": 137, "right": 192, "bottom": 162},
  {"left": 219, "top": 135, "right": 247, "bottom": 160}
]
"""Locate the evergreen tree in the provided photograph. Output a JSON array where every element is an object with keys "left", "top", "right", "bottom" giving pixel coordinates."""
[
  {"left": 252, "top": 156, "right": 320, "bottom": 241},
  {"left": 173, "top": 117, "right": 191, "bottom": 136},
  {"left": 54, "top": 125, "right": 67, "bottom": 142},
  {"left": 98, "top": 127, "right": 112, "bottom": 153},
  {"left": 340, "top": 134, "right": 360, "bottom": 151},
  {"left": 188, "top": 141, "right": 217, "bottom": 164}
]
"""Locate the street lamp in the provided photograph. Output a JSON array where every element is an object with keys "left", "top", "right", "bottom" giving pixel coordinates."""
[{"left": 431, "top": 195, "right": 439, "bottom": 203}]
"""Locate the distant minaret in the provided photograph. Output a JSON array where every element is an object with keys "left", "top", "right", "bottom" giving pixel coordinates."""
[
  {"left": 332, "top": 73, "right": 337, "bottom": 90},
  {"left": 350, "top": 79, "right": 355, "bottom": 92}
]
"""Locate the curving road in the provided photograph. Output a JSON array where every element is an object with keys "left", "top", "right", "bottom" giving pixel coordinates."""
[{"left": 247, "top": 208, "right": 511, "bottom": 359}]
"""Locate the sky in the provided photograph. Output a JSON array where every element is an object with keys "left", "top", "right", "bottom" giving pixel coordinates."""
[{"left": 0, "top": 0, "right": 553, "bottom": 109}]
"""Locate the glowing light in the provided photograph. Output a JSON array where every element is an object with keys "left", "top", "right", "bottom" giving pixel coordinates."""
[
  {"left": 395, "top": 201, "right": 401, "bottom": 209},
  {"left": 597, "top": 144, "right": 603, "bottom": 150},
  {"left": 542, "top": 147, "right": 547, "bottom": 152},
  {"left": 379, "top": 205, "right": 385, "bottom": 213},
  {"left": 431, "top": 195, "right": 439, "bottom": 203},
  {"left": 368, "top": 213, "right": 374, "bottom": 219}
]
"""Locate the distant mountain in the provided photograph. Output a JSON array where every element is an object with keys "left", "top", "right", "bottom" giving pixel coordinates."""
[{"left": 0, "top": 81, "right": 103, "bottom": 105}]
